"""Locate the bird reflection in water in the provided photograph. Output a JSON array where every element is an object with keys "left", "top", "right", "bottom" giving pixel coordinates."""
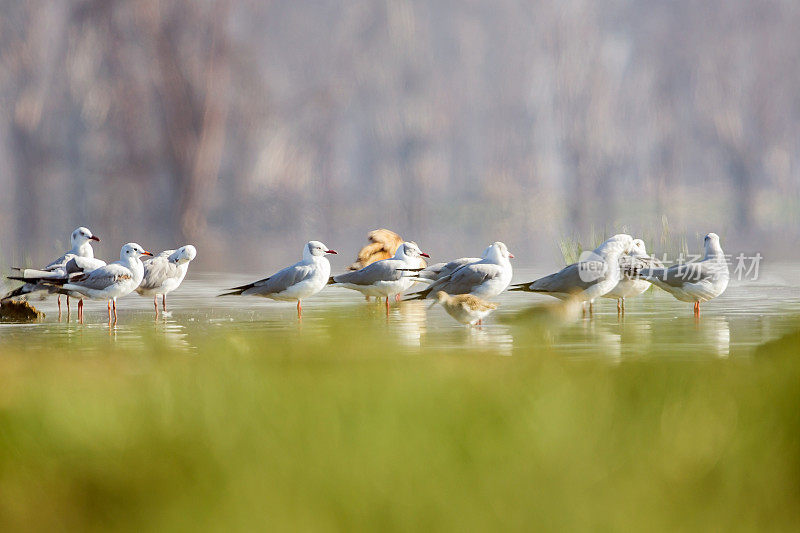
[{"left": 390, "top": 300, "right": 428, "bottom": 347}]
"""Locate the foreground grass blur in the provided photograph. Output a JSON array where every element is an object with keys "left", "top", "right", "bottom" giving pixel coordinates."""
[{"left": 0, "top": 316, "right": 799, "bottom": 531}]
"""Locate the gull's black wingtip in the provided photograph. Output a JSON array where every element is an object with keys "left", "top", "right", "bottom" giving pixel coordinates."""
[
  {"left": 403, "top": 291, "right": 427, "bottom": 301},
  {"left": 218, "top": 287, "right": 247, "bottom": 297}
]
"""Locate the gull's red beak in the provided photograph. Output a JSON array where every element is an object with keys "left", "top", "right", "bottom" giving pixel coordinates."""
[
  {"left": 90, "top": 235, "right": 100, "bottom": 242},
  {"left": 326, "top": 249, "right": 338, "bottom": 254},
  {"left": 509, "top": 253, "right": 515, "bottom": 259},
  {"left": 143, "top": 250, "right": 153, "bottom": 256},
  {"left": 420, "top": 252, "right": 430, "bottom": 258}
]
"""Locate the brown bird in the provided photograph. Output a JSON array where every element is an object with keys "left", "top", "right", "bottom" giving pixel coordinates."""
[
  {"left": 433, "top": 291, "right": 498, "bottom": 326},
  {"left": 348, "top": 229, "right": 427, "bottom": 270}
]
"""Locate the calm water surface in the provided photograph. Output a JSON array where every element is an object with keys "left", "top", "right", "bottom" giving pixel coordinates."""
[{"left": 2, "top": 265, "right": 799, "bottom": 359}]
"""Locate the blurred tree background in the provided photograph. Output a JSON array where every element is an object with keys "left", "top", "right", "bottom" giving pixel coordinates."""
[{"left": 1, "top": 0, "right": 798, "bottom": 269}]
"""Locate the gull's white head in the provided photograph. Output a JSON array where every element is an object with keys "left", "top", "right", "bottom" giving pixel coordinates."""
[
  {"left": 486, "top": 241, "right": 514, "bottom": 262},
  {"left": 396, "top": 241, "right": 430, "bottom": 260},
  {"left": 71, "top": 226, "right": 100, "bottom": 247},
  {"left": 304, "top": 240, "right": 338, "bottom": 259},
  {"left": 170, "top": 245, "right": 198, "bottom": 265},
  {"left": 703, "top": 232, "right": 723, "bottom": 257},
  {"left": 120, "top": 243, "right": 153, "bottom": 261},
  {"left": 595, "top": 234, "right": 634, "bottom": 256}
]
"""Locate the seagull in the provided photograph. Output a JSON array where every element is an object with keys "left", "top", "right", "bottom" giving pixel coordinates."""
[
  {"left": 510, "top": 234, "right": 634, "bottom": 315},
  {"left": 405, "top": 242, "right": 514, "bottom": 300},
  {"left": 136, "top": 245, "right": 197, "bottom": 315},
  {"left": 432, "top": 291, "right": 498, "bottom": 326},
  {"left": 635, "top": 232, "right": 729, "bottom": 316},
  {"left": 3, "top": 226, "right": 103, "bottom": 316},
  {"left": 219, "top": 241, "right": 337, "bottom": 317},
  {"left": 602, "top": 239, "right": 663, "bottom": 313},
  {"left": 330, "top": 241, "right": 430, "bottom": 310},
  {"left": 408, "top": 246, "right": 489, "bottom": 282},
  {"left": 38, "top": 243, "right": 152, "bottom": 323}
]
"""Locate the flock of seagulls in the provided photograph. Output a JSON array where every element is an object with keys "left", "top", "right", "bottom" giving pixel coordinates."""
[
  {"left": 3, "top": 227, "right": 197, "bottom": 323},
  {"left": 1, "top": 227, "right": 730, "bottom": 325}
]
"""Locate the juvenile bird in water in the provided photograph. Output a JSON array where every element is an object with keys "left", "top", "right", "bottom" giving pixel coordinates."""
[{"left": 433, "top": 291, "right": 497, "bottom": 326}]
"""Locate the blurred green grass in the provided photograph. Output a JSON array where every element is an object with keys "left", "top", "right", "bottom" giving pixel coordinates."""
[{"left": 1, "top": 320, "right": 799, "bottom": 531}]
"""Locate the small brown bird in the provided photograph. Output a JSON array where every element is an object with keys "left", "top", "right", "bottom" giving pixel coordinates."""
[
  {"left": 349, "top": 229, "right": 427, "bottom": 270},
  {"left": 433, "top": 291, "right": 497, "bottom": 326}
]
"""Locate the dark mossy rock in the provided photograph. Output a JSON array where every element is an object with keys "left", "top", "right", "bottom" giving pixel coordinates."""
[{"left": 0, "top": 300, "right": 45, "bottom": 321}]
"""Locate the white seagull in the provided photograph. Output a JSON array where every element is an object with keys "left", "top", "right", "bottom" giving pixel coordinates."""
[
  {"left": 136, "top": 245, "right": 198, "bottom": 315},
  {"left": 406, "top": 241, "right": 513, "bottom": 300},
  {"left": 330, "top": 241, "right": 430, "bottom": 310},
  {"left": 602, "top": 239, "right": 663, "bottom": 312},
  {"left": 635, "top": 232, "right": 729, "bottom": 316},
  {"left": 3, "top": 226, "right": 103, "bottom": 315},
  {"left": 510, "top": 234, "right": 634, "bottom": 314},
  {"left": 220, "top": 241, "right": 337, "bottom": 317},
  {"left": 42, "top": 243, "right": 152, "bottom": 323}
]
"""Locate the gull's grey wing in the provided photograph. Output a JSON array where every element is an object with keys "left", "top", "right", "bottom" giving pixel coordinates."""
[
  {"left": 65, "top": 256, "right": 107, "bottom": 275},
  {"left": 43, "top": 252, "right": 74, "bottom": 271},
  {"left": 640, "top": 261, "right": 726, "bottom": 287},
  {"left": 436, "top": 262, "right": 502, "bottom": 294},
  {"left": 627, "top": 255, "right": 664, "bottom": 269},
  {"left": 244, "top": 263, "right": 316, "bottom": 295},
  {"left": 530, "top": 261, "right": 608, "bottom": 293},
  {"left": 139, "top": 255, "right": 182, "bottom": 291},
  {"left": 417, "top": 262, "right": 447, "bottom": 280},
  {"left": 70, "top": 263, "right": 133, "bottom": 291},
  {"left": 438, "top": 257, "right": 482, "bottom": 279},
  {"left": 333, "top": 259, "right": 402, "bottom": 285}
]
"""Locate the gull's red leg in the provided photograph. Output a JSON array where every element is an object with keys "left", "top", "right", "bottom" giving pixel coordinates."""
[
  {"left": 162, "top": 294, "right": 166, "bottom": 312},
  {"left": 78, "top": 299, "right": 84, "bottom": 323},
  {"left": 113, "top": 299, "right": 118, "bottom": 324},
  {"left": 297, "top": 299, "right": 302, "bottom": 318},
  {"left": 57, "top": 295, "right": 62, "bottom": 320},
  {"left": 154, "top": 295, "right": 159, "bottom": 316}
]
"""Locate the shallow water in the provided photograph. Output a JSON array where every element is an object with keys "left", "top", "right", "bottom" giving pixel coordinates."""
[{"left": 2, "top": 265, "right": 799, "bottom": 358}]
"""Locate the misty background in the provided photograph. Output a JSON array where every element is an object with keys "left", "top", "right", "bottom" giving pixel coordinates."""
[{"left": 1, "top": 0, "right": 799, "bottom": 271}]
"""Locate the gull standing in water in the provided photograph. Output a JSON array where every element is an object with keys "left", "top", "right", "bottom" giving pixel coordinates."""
[
  {"left": 330, "top": 241, "right": 430, "bottom": 310},
  {"left": 38, "top": 243, "right": 152, "bottom": 323},
  {"left": 405, "top": 242, "right": 513, "bottom": 300},
  {"left": 3, "top": 226, "right": 103, "bottom": 317},
  {"left": 220, "top": 241, "right": 337, "bottom": 317},
  {"left": 603, "top": 238, "right": 663, "bottom": 313},
  {"left": 136, "top": 245, "right": 197, "bottom": 316},
  {"left": 510, "top": 234, "right": 633, "bottom": 315},
  {"left": 635, "top": 232, "right": 729, "bottom": 316}
]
